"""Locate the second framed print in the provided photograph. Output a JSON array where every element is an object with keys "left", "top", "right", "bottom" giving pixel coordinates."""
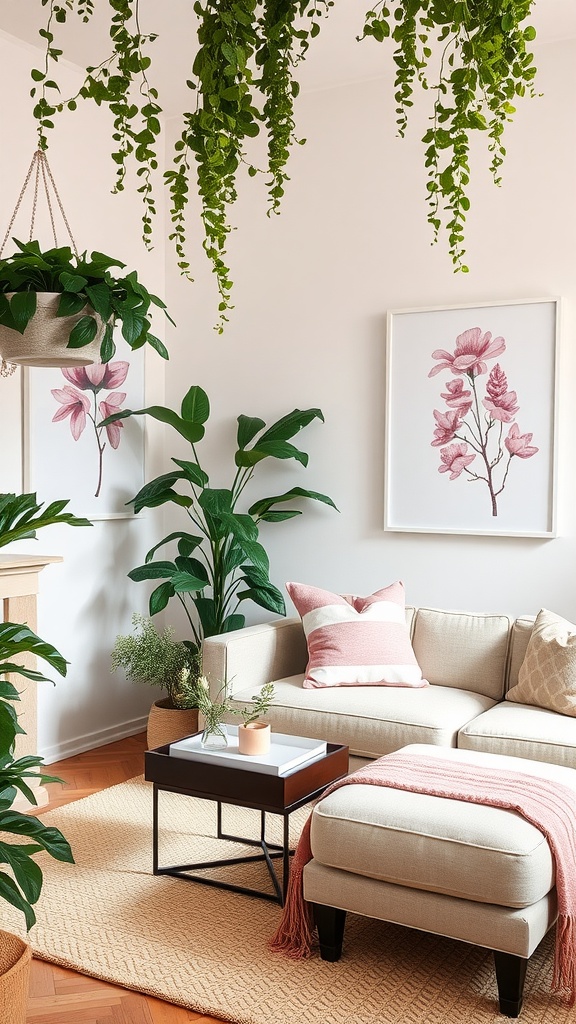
[{"left": 384, "top": 299, "right": 559, "bottom": 537}]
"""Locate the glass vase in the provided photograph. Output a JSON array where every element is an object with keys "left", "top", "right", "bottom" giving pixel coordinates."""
[{"left": 200, "top": 722, "right": 229, "bottom": 751}]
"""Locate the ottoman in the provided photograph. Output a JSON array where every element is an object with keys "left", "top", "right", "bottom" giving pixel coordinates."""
[{"left": 303, "top": 744, "right": 571, "bottom": 1017}]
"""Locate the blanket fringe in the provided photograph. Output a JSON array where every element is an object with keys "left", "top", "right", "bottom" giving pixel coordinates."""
[
  {"left": 553, "top": 913, "right": 576, "bottom": 1006},
  {"left": 269, "top": 817, "right": 314, "bottom": 959}
]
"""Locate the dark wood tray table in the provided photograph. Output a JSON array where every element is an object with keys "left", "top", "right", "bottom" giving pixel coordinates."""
[{"left": 145, "top": 736, "right": 349, "bottom": 905}]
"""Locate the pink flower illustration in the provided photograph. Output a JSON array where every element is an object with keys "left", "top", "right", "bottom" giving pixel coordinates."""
[
  {"left": 62, "top": 362, "right": 129, "bottom": 392},
  {"left": 440, "top": 379, "right": 473, "bottom": 415},
  {"left": 51, "top": 386, "right": 91, "bottom": 441},
  {"left": 438, "top": 443, "right": 476, "bottom": 480},
  {"left": 99, "top": 392, "right": 126, "bottom": 449},
  {"left": 429, "top": 327, "right": 538, "bottom": 516},
  {"left": 429, "top": 327, "right": 506, "bottom": 378},
  {"left": 51, "top": 360, "right": 131, "bottom": 497},
  {"left": 482, "top": 364, "right": 519, "bottom": 422},
  {"left": 431, "top": 408, "right": 463, "bottom": 447},
  {"left": 505, "top": 424, "right": 539, "bottom": 459}
]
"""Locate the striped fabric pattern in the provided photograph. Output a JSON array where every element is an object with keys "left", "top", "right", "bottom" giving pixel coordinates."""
[{"left": 286, "top": 580, "right": 426, "bottom": 689}]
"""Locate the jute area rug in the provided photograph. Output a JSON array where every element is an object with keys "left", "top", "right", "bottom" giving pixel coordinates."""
[{"left": 1, "top": 774, "right": 570, "bottom": 1024}]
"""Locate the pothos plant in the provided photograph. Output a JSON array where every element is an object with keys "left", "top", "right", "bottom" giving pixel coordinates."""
[
  {"left": 0, "top": 491, "right": 91, "bottom": 928},
  {"left": 30, "top": 0, "right": 538, "bottom": 327},
  {"left": 100, "top": 384, "right": 337, "bottom": 650},
  {"left": 0, "top": 238, "right": 172, "bottom": 363}
]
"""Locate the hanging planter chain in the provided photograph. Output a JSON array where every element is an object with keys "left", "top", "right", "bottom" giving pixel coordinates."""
[
  {"left": 0, "top": 150, "right": 79, "bottom": 376},
  {"left": 0, "top": 149, "right": 78, "bottom": 259}
]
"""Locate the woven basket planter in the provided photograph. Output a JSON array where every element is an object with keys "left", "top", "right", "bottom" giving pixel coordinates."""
[
  {"left": 147, "top": 699, "right": 199, "bottom": 750},
  {"left": 0, "top": 930, "right": 31, "bottom": 1024},
  {"left": 0, "top": 292, "right": 106, "bottom": 367}
]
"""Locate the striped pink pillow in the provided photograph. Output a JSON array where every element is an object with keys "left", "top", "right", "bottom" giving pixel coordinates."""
[{"left": 286, "top": 581, "right": 426, "bottom": 689}]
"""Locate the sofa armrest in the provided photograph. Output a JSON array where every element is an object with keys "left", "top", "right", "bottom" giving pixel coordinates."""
[{"left": 202, "top": 617, "right": 308, "bottom": 699}]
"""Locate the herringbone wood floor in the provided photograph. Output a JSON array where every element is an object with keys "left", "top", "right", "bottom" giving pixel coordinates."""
[{"left": 27, "top": 732, "right": 225, "bottom": 1024}]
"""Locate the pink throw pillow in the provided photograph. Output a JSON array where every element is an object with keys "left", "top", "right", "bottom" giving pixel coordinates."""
[{"left": 286, "top": 580, "right": 426, "bottom": 689}]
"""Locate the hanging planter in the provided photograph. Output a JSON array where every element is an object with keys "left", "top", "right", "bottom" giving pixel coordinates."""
[
  {"left": 0, "top": 152, "right": 173, "bottom": 369},
  {"left": 0, "top": 292, "right": 106, "bottom": 367}
]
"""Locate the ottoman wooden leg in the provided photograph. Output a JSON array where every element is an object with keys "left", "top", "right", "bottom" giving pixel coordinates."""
[
  {"left": 494, "top": 951, "right": 528, "bottom": 1017},
  {"left": 313, "top": 903, "right": 347, "bottom": 962}
]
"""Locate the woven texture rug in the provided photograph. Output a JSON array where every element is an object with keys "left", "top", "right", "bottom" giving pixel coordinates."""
[{"left": 1, "top": 775, "right": 571, "bottom": 1024}]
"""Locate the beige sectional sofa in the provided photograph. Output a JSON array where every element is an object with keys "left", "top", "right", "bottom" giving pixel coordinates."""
[{"left": 202, "top": 606, "right": 576, "bottom": 769}]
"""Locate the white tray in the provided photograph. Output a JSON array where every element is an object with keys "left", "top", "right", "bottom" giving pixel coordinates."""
[{"left": 169, "top": 726, "right": 327, "bottom": 776}]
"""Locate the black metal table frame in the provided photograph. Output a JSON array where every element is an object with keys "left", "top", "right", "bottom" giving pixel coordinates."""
[{"left": 152, "top": 781, "right": 329, "bottom": 905}]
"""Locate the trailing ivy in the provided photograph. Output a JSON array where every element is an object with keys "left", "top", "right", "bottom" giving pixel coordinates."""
[
  {"left": 361, "top": 0, "right": 538, "bottom": 270},
  {"left": 30, "top": 0, "right": 538, "bottom": 318},
  {"left": 32, "top": 0, "right": 161, "bottom": 251}
]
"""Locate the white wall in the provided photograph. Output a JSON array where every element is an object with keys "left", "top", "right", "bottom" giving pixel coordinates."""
[
  {"left": 0, "top": 31, "right": 169, "bottom": 761},
  {"left": 163, "top": 35, "right": 576, "bottom": 626}
]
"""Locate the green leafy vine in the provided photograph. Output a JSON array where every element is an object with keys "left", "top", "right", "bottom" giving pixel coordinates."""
[
  {"left": 30, "top": 0, "right": 538, "bottom": 319},
  {"left": 361, "top": 0, "right": 538, "bottom": 270}
]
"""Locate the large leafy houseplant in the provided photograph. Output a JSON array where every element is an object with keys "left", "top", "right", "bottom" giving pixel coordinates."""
[
  {"left": 30, "top": 0, "right": 538, "bottom": 325},
  {"left": 0, "top": 492, "right": 91, "bottom": 928},
  {"left": 0, "top": 238, "right": 172, "bottom": 364},
  {"left": 101, "top": 385, "right": 336, "bottom": 650}
]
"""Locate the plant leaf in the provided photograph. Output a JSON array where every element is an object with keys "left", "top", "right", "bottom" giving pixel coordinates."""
[
  {"left": 236, "top": 414, "right": 265, "bottom": 450},
  {"left": 128, "top": 561, "right": 176, "bottom": 582},
  {"left": 149, "top": 581, "right": 175, "bottom": 615},
  {"left": 67, "top": 315, "right": 98, "bottom": 349},
  {"left": 9, "top": 292, "right": 37, "bottom": 334},
  {"left": 181, "top": 385, "right": 210, "bottom": 424}
]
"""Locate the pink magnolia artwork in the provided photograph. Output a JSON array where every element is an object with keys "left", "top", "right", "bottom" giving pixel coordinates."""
[
  {"left": 429, "top": 328, "right": 538, "bottom": 516},
  {"left": 51, "top": 362, "right": 129, "bottom": 498}
]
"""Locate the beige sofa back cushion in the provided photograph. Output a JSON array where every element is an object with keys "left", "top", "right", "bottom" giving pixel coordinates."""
[
  {"left": 506, "top": 616, "right": 535, "bottom": 691},
  {"left": 412, "top": 608, "right": 511, "bottom": 700}
]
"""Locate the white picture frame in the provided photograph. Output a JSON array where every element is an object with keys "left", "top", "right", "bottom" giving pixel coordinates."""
[{"left": 384, "top": 298, "right": 559, "bottom": 538}]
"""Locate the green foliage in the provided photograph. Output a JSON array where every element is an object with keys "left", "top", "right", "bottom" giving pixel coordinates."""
[
  {"left": 361, "top": 0, "right": 538, "bottom": 270},
  {"left": 110, "top": 613, "right": 201, "bottom": 709},
  {"left": 0, "top": 491, "right": 90, "bottom": 929},
  {"left": 30, "top": 1, "right": 538, "bottom": 314},
  {"left": 100, "top": 384, "right": 337, "bottom": 645},
  {"left": 189, "top": 676, "right": 274, "bottom": 730},
  {"left": 236, "top": 680, "right": 275, "bottom": 726},
  {"left": 0, "top": 490, "right": 91, "bottom": 548},
  {"left": 0, "top": 239, "right": 173, "bottom": 363}
]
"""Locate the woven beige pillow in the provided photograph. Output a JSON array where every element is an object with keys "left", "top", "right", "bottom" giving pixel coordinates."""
[{"left": 506, "top": 608, "right": 576, "bottom": 716}]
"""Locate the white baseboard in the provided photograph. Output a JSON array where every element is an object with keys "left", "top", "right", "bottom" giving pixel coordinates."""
[{"left": 39, "top": 715, "right": 148, "bottom": 765}]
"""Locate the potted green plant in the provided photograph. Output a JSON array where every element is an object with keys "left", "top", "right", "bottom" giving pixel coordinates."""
[
  {"left": 0, "top": 491, "right": 90, "bottom": 1022},
  {"left": 235, "top": 681, "right": 276, "bottom": 756},
  {"left": 0, "top": 239, "right": 173, "bottom": 368},
  {"left": 111, "top": 613, "right": 202, "bottom": 748},
  {"left": 189, "top": 676, "right": 275, "bottom": 754},
  {"left": 101, "top": 384, "right": 337, "bottom": 651}
]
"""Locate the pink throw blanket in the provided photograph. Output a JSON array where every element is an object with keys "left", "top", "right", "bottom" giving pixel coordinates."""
[{"left": 270, "top": 752, "right": 576, "bottom": 1005}]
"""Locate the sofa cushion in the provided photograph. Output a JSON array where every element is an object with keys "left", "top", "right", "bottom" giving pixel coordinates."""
[
  {"left": 507, "top": 616, "right": 534, "bottom": 691},
  {"left": 309, "top": 745, "right": 565, "bottom": 909},
  {"left": 411, "top": 607, "right": 511, "bottom": 700},
  {"left": 506, "top": 608, "right": 576, "bottom": 716},
  {"left": 231, "top": 675, "right": 495, "bottom": 758},
  {"left": 458, "top": 701, "right": 576, "bottom": 769},
  {"left": 286, "top": 580, "right": 425, "bottom": 689}
]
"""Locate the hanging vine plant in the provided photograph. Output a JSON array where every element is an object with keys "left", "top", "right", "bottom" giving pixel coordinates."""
[{"left": 30, "top": 0, "right": 538, "bottom": 328}]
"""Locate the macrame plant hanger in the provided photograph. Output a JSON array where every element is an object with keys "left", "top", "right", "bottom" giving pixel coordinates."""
[{"left": 0, "top": 149, "right": 79, "bottom": 378}]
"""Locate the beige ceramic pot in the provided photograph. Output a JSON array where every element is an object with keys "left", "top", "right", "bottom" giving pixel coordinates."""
[
  {"left": 146, "top": 699, "right": 199, "bottom": 750},
  {"left": 0, "top": 929, "right": 32, "bottom": 1024},
  {"left": 0, "top": 292, "right": 106, "bottom": 367},
  {"left": 238, "top": 722, "right": 271, "bottom": 756}
]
